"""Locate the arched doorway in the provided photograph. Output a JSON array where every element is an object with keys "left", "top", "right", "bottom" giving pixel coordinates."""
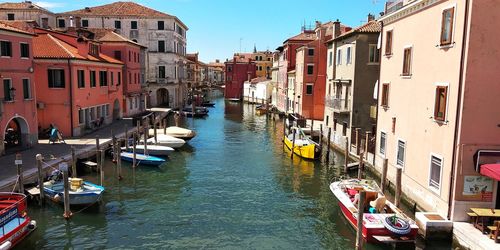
[
  {"left": 156, "top": 88, "right": 169, "bottom": 107},
  {"left": 4, "top": 116, "right": 29, "bottom": 152},
  {"left": 113, "top": 99, "right": 120, "bottom": 120}
]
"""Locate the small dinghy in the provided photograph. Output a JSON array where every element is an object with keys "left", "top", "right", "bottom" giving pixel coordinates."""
[
  {"left": 148, "top": 127, "right": 197, "bottom": 141},
  {"left": 0, "top": 193, "right": 36, "bottom": 249},
  {"left": 144, "top": 134, "right": 186, "bottom": 148},
  {"left": 121, "top": 145, "right": 174, "bottom": 156},
  {"left": 44, "top": 177, "right": 104, "bottom": 206},
  {"left": 120, "top": 152, "right": 166, "bottom": 166}
]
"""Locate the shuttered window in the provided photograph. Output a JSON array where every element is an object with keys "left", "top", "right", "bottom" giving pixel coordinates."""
[
  {"left": 402, "top": 47, "right": 412, "bottom": 76},
  {"left": 385, "top": 30, "right": 393, "bottom": 55}
]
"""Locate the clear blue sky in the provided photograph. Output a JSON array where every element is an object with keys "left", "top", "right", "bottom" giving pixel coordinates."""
[{"left": 5, "top": 0, "right": 387, "bottom": 62}]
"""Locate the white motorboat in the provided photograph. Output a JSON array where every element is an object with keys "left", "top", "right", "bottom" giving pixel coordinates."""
[
  {"left": 121, "top": 144, "right": 174, "bottom": 156},
  {"left": 148, "top": 126, "right": 196, "bottom": 140},
  {"left": 143, "top": 134, "right": 186, "bottom": 148}
]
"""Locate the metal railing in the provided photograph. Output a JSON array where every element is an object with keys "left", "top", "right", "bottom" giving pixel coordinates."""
[
  {"left": 325, "top": 96, "right": 351, "bottom": 112},
  {"left": 385, "top": 0, "right": 405, "bottom": 15}
]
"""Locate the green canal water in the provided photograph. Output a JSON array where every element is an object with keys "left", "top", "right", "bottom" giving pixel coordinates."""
[{"left": 17, "top": 95, "right": 448, "bottom": 249}]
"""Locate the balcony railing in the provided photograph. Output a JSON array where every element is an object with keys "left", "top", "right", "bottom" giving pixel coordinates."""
[
  {"left": 325, "top": 96, "right": 351, "bottom": 113},
  {"left": 385, "top": 0, "right": 404, "bottom": 15}
]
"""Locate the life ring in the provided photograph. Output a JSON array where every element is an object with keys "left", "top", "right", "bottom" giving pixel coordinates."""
[{"left": 382, "top": 216, "right": 411, "bottom": 235}]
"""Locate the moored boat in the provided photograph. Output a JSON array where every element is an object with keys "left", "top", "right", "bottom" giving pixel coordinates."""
[
  {"left": 121, "top": 144, "right": 174, "bottom": 156},
  {"left": 0, "top": 193, "right": 36, "bottom": 249},
  {"left": 255, "top": 105, "right": 267, "bottom": 115},
  {"left": 145, "top": 134, "right": 186, "bottom": 148},
  {"left": 164, "top": 126, "right": 196, "bottom": 140},
  {"left": 44, "top": 178, "right": 105, "bottom": 206},
  {"left": 200, "top": 101, "right": 215, "bottom": 107},
  {"left": 329, "top": 179, "right": 418, "bottom": 243},
  {"left": 283, "top": 127, "right": 320, "bottom": 160},
  {"left": 120, "top": 152, "right": 166, "bottom": 166},
  {"left": 181, "top": 108, "right": 208, "bottom": 118}
]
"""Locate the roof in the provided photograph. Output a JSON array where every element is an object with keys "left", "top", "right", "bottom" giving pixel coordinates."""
[
  {"left": 0, "top": 1, "right": 53, "bottom": 13},
  {"left": 33, "top": 33, "right": 123, "bottom": 64},
  {"left": 284, "top": 31, "right": 316, "bottom": 43},
  {"left": 249, "top": 77, "right": 269, "bottom": 84},
  {"left": 59, "top": 1, "right": 188, "bottom": 29},
  {"left": 84, "top": 28, "right": 144, "bottom": 47},
  {"left": 329, "top": 21, "right": 381, "bottom": 42},
  {"left": 0, "top": 20, "right": 34, "bottom": 35}
]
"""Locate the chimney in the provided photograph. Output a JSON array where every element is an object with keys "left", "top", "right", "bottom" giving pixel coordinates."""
[
  {"left": 333, "top": 19, "right": 341, "bottom": 38},
  {"left": 216, "top": 59, "right": 220, "bottom": 63},
  {"left": 367, "top": 13, "right": 375, "bottom": 22},
  {"left": 69, "top": 16, "right": 74, "bottom": 27},
  {"left": 85, "top": 7, "right": 91, "bottom": 12},
  {"left": 76, "top": 37, "right": 89, "bottom": 57},
  {"left": 315, "top": 21, "right": 321, "bottom": 28}
]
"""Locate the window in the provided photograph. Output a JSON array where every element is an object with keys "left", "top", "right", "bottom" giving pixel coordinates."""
[
  {"left": 7, "top": 13, "right": 14, "bottom": 20},
  {"left": 307, "top": 64, "right": 314, "bottom": 75},
  {"left": 227, "top": 66, "right": 232, "bottom": 72},
  {"left": 308, "top": 48, "right": 314, "bottom": 56},
  {"left": 306, "top": 84, "right": 313, "bottom": 95},
  {"left": 158, "top": 66, "right": 166, "bottom": 79},
  {"left": 77, "top": 70, "right": 85, "bottom": 88},
  {"left": 99, "top": 71, "right": 108, "bottom": 86},
  {"left": 131, "top": 21, "right": 138, "bottom": 30},
  {"left": 111, "top": 72, "right": 114, "bottom": 85},
  {"left": 329, "top": 51, "right": 333, "bottom": 66},
  {"left": 0, "top": 41, "right": 12, "bottom": 57},
  {"left": 22, "top": 78, "right": 30, "bottom": 99},
  {"left": 48, "top": 69, "right": 65, "bottom": 88},
  {"left": 3, "top": 79, "right": 12, "bottom": 101},
  {"left": 114, "top": 51, "right": 121, "bottom": 60},
  {"left": 434, "top": 85, "right": 448, "bottom": 121},
  {"left": 158, "top": 40, "right": 165, "bottom": 52},
  {"left": 158, "top": 21, "right": 164, "bottom": 30},
  {"left": 440, "top": 7, "right": 455, "bottom": 45},
  {"left": 105, "top": 104, "right": 110, "bottom": 116},
  {"left": 336, "top": 49, "right": 342, "bottom": 65},
  {"left": 396, "top": 140, "right": 405, "bottom": 167},
  {"left": 90, "top": 70, "right": 96, "bottom": 87},
  {"left": 381, "top": 83, "right": 389, "bottom": 107},
  {"left": 115, "top": 20, "right": 121, "bottom": 29},
  {"left": 58, "top": 19, "right": 65, "bottom": 28},
  {"left": 129, "top": 72, "right": 132, "bottom": 84},
  {"left": 402, "top": 47, "right": 412, "bottom": 76},
  {"left": 346, "top": 47, "right": 352, "bottom": 64},
  {"left": 380, "top": 132, "right": 386, "bottom": 155},
  {"left": 19, "top": 43, "right": 29, "bottom": 58},
  {"left": 89, "top": 44, "right": 99, "bottom": 56},
  {"left": 82, "top": 19, "right": 89, "bottom": 27},
  {"left": 368, "top": 44, "right": 380, "bottom": 63},
  {"left": 135, "top": 96, "right": 139, "bottom": 108},
  {"left": 385, "top": 30, "right": 393, "bottom": 55},
  {"left": 117, "top": 72, "right": 121, "bottom": 85},
  {"left": 429, "top": 155, "right": 442, "bottom": 191},
  {"left": 78, "top": 109, "right": 84, "bottom": 124},
  {"left": 41, "top": 18, "right": 48, "bottom": 29},
  {"left": 129, "top": 98, "right": 133, "bottom": 110}
]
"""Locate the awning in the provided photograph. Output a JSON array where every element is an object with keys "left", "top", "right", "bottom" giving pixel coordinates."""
[{"left": 480, "top": 164, "right": 500, "bottom": 181}]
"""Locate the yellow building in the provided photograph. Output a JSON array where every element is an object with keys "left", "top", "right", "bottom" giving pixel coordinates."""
[{"left": 252, "top": 50, "right": 273, "bottom": 78}]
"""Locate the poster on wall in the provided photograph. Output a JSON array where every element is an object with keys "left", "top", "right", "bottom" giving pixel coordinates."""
[{"left": 463, "top": 175, "right": 494, "bottom": 202}]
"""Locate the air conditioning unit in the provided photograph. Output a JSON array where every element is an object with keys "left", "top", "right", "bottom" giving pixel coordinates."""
[{"left": 36, "top": 102, "right": 45, "bottom": 109}]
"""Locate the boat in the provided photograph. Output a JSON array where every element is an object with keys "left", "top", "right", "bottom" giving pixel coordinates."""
[
  {"left": 44, "top": 178, "right": 105, "bottom": 205},
  {"left": 120, "top": 152, "right": 166, "bottom": 166},
  {"left": 226, "top": 98, "right": 241, "bottom": 102},
  {"left": 200, "top": 101, "right": 215, "bottom": 107},
  {"left": 255, "top": 105, "right": 267, "bottom": 115},
  {"left": 330, "top": 179, "right": 418, "bottom": 243},
  {"left": 181, "top": 108, "right": 208, "bottom": 118},
  {"left": 165, "top": 126, "right": 196, "bottom": 140},
  {"left": 121, "top": 144, "right": 174, "bottom": 156},
  {"left": 283, "top": 127, "right": 320, "bottom": 160},
  {"left": 144, "top": 134, "right": 186, "bottom": 148},
  {"left": 0, "top": 193, "right": 36, "bottom": 249}
]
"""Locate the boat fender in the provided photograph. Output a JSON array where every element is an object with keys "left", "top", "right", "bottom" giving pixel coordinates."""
[
  {"left": 382, "top": 216, "right": 411, "bottom": 235},
  {"left": 0, "top": 241, "right": 11, "bottom": 250},
  {"left": 54, "top": 194, "right": 61, "bottom": 202},
  {"left": 28, "top": 220, "right": 37, "bottom": 230}
]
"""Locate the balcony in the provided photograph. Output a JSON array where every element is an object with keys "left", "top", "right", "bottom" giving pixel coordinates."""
[
  {"left": 385, "top": 0, "right": 405, "bottom": 15},
  {"left": 325, "top": 96, "right": 351, "bottom": 113}
]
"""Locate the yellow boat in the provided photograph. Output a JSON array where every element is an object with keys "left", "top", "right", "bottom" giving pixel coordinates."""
[{"left": 284, "top": 128, "right": 320, "bottom": 160}]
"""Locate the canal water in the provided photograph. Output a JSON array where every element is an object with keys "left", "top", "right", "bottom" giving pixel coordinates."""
[{"left": 18, "top": 94, "right": 437, "bottom": 249}]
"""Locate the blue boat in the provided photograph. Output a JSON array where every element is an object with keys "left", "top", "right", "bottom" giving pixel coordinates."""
[
  {"left": 120, "top": 152, "right": 166, "bottom": 166},
  {"left": 43, "top": 179, "right": 104, "bottom": 206}
]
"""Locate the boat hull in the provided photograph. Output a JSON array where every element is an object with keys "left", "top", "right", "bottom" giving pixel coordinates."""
[
  {"left": 44, "top": 182, "right": 104, "bottom": 205},
  {"left": 0, "top": 193, "right": 36, "bottom": 249},
  {"left": 122, "top": 145, "right": 174, "bottom": 156},
  {"left": 283, "top": 136, "right": 319, "bottom": 160},
  {"left": 146, "top": 135, "right": 185, "bottom": 148},
  {"left": 120, "top": 152, "right": 165, "bottom": 166}
]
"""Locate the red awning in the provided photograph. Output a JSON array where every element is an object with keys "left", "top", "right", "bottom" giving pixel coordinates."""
[{"left": 480, "top": 164, "right": 500, "bottom": 181}]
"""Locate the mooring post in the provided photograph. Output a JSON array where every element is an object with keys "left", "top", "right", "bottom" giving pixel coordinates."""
[
  {"left": 327, "top": 128, "right": 332, "bottom": 160},
  {"left": 15, "top": 153, "right": 24, "bottom": 194},
  {"left": 95, "top": 136, "right": 100, "bottom": 151},
  {"left": 344, "top": 137, "right": 349, "bottom": 172},
  {"left": 136, "top": 120, "right": 141, "bottom": 138},
  {"left": 355, "top": 191, "right": 366, "bottom": 250},
  {"left": 163, "top": 119, "right": 167, "bottom": 134},
  {"left": 143, "top": 123, "right": 149, "bottom": 155},
  {"left": 355, "top": 128, "right": 360, "bottom": 155},
  {"left": 154, "top": 121, "right": 158, "bottom": 144},
  {"left": 125, "top": 124, "right": 129, "bottom": 151},
  {"left": 319, "top": 124, "right": 323, "bottom": 146},
  {"left": 117, "top": 140, "right": 122, "bottom": 180},
  {"left": 291, "top": 128, "right": 296, "bottom": 160},
  {"left": 365, "top": 131, "right": 371, "bottom": 157},
  {"left": 100, "top": 150, "right": 105, "bottom": 186},
  {"left": 358, "top": 152, "right": 364, "bottom": 180},
  {"left": 111, "top": 129, "right": 116, "bottom": 163},
  {"left": 132, "top": 133, "right": 137, "bottom": 168},
  {"left": 381, "top": 158, "right": 388, "bottom": 193},
  {"left": 61, "top": 162, "right": 72, "bottom": 219},
  {"left": 71, "top": 147, "right": 77, "bottom": 178},
  {"left": 396, "top": 167, "right": 402, "bottom": 208},
  {"left": 310, "top": 120, "right": 314, "bottom": 136},
  {"left": 36, "top": 154, "right": 44, "bottom": 206}
]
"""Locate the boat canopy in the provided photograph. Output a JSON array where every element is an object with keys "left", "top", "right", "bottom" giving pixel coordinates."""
[{"left": 480, "top": 164, "right": 500, "bottom": 181}]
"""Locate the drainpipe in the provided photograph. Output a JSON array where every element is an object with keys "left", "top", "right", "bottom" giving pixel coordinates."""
[
  {"left": 448, "top": 0, "right": 470, "bottom": 220},
  {"left": 374, "top": 21, "right": 384, "bottom": 166},
  {"left": 68, "top": 59, "right": 74, "bottom": 137}
]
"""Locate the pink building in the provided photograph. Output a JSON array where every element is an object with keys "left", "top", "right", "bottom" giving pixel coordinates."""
[
  {"left": 0, "top": 21, "right": 37, "bottom": 155},
  {"left": 33, "top": 28, "right": 124, "bottom": 137},
  {"left": 375, "top": 0, "right": 500, "bottom": 221},
  {"left": 224, "top": 54, "right": 256, "bottom": 100}
]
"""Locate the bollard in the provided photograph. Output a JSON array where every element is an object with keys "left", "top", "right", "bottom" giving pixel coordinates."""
[
  {"left": 396, "top": 167, "right": 402, "bottom": 207},
  {"left": 291, "top": 128, "right": 296, "bottom": 160},
  {"left": 71, "top": 147, "right": 77, "bottom": 178},
  {"left": 344, "top": 137, "right": 349, "bottom": 172},
  {"left": 358, "top": 152, "right": 364, "bottom": 180},
  {"left": 132, "top": 133, "right": 137, "bottom": 168},
  {"left": 100, "top": 150, "right": 105, "bottom": 186},
  {"left": 61, "top": 162, "right": 72, "bottom": 219},
  {"left": 381, "top": 158, "right": 388, "bottom": 193},
  {"left": 36, "top": 154, "right": 45, "bottom": 206},
  {"left": 15, "top": 153, "right": 24, "bottom": 194},
  {"left": 355, "top": 191, "right": 366, "bottom": 250}
]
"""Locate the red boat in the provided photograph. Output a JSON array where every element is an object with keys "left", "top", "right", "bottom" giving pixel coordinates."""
[
  {"left": 330, "top": 179, "right": 418, "bottom": 244},
  {"left": 0, "top": 193, "right": 36, "bottom": 249}
]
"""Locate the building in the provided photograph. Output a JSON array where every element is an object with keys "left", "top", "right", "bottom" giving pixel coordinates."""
[
  {"left": 270, "top": 47, "right": 284, "bottom": 109},
  {"left": 252, "top": 49, "right": 273, "bottom": 79},
  {"left": 0, "top": 21, "right": 37, "bottom": 155},
  {"left": 33, "top": 28, "right": 124, "bottom": 137},
  {"left": 207, "top": 60, "right": 225, "bottom": 85},
  {"left": 325, "top": 18, "right": 380, "bottom": 151},
  {"left": 57, "top": 1, "right": 188, "bottom": 109},
  {"left": 243, "top": 77, "right": 272, "bottom": 104},
  {"left": 224, "top": 54, "right": 256, "bottom": 100},
  {"left": 0, "top": 1, "right": 56, "bottom": 29},
  {"left": 375, "top": 0, "right": 500, "bottom": 221}
]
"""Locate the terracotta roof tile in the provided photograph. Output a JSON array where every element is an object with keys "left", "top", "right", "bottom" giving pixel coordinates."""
[
  {"left": 331, "top": 21, "right": 381, "bottom": 41},
  {"left": 0, "top": 20, "right": 34, "bottom": 35},
  {"left": 85, "top": 28, "right": 144, "bottom": 47},
  {"left": 0, "top": 2, "right": 52, "bottom": 13},
  {"left": 60, "top": 1, "right": 172, "bottom": 18}
]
